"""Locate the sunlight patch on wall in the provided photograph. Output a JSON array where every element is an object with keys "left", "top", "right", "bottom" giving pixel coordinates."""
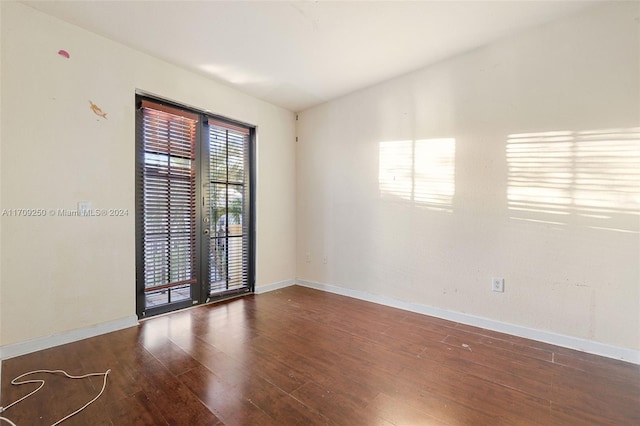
[
  {"left": 507, "top": 128, "right": 640, "bottom": 233},
  {"left": 200, "top": 64, "right": 270, "bottom": 86},
  {"left": 379, "top": 138, "right": 455, "bottom": 212}
]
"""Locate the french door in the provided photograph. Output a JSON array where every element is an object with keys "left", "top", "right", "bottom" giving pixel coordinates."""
[{"left": 136, "top": 97, "right": 255, "bottom": 319}]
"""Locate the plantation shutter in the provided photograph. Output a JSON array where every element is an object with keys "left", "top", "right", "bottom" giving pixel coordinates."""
[{"left": 140, "top": 100, "right": 198, "bottom": 301}]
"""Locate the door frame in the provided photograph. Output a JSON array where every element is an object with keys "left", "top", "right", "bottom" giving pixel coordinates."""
[{"left": 135, "top": 94, "right": 256, "bottom": 319}]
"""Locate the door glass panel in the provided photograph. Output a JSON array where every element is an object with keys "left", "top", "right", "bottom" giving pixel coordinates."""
[
  {"left": 206, "top": 123, "right": 249, "bottom": 297},
  {"left": 139, "top": 104, "right": 197, "bottom": 317}
]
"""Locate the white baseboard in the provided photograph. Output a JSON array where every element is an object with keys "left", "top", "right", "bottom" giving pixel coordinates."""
[
  {"left": 254, "top": 279, "right": 296, "bottom": 294},
  {"left": 296, "top": 279, "right": 640, "bottom": 365},
  {"left": 0, "top": 315, "right": 138, "bottom": 360}
]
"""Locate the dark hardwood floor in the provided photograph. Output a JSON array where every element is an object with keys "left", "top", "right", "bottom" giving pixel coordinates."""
[{"left": 2, "top": 285, "right": 639, "bottom": 425}]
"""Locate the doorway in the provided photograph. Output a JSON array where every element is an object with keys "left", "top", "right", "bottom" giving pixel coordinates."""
[{"left": 135, "top": 96, "right": 255, "bottom": 318}]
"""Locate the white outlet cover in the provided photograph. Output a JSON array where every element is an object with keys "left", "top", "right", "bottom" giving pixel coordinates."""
[
  {"left": 78, "top": 201, "right": 92, "bottom": 216},
  {"left": 492, "top": 278, "right": 505, "bottom": 292}
]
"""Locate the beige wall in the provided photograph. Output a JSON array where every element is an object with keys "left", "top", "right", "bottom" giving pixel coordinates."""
[
  {"left": 0, "top": 2, "right": 296, "bottom": 346},
  {"left": 297, "top": 2, "right": 640, "bottom": 351}
]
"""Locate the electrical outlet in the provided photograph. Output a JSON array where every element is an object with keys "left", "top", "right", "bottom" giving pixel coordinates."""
[
  {"left": 305, "top": 252, "right": 311, "bottom": 263},
  {"left": 492, "top": 277, "right": 505, "bottom": 292},
  {"left": 322, "top": 256, "right": 328, "bottom": 264},
  {"left": 78, "top": 201, "right": 92, "bottom": 215}
]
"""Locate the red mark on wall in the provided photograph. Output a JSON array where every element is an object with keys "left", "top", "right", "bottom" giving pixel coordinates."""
[{"left": 58, "top": 50, "right": 70, "bottom": 59}]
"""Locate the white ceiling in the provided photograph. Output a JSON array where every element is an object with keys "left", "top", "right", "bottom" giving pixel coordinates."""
[{"left": 23, "top": 1, "right": 600, "bottom": 112}]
